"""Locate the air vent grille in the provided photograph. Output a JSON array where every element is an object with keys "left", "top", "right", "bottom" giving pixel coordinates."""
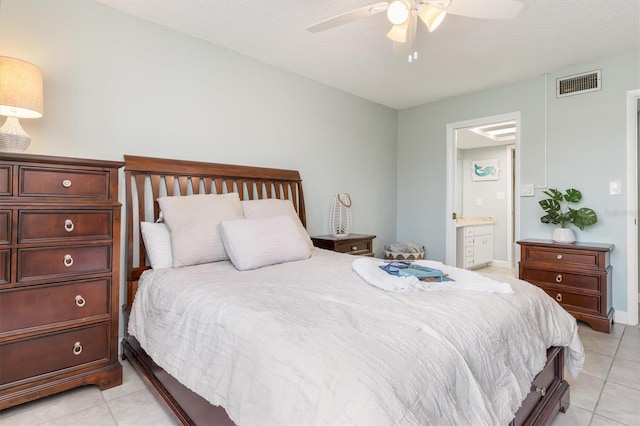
[{"left": 556, "top": 70, "right": 601, "bottom": 98}]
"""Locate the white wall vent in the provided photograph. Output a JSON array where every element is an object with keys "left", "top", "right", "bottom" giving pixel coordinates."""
[{"left": 556, "top": 70, "right": 601, "bottom": 98}]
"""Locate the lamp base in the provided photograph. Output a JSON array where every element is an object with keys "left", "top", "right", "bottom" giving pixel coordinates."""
[{"left": 0, "top": 116, "right": 31, "bottom": 152}]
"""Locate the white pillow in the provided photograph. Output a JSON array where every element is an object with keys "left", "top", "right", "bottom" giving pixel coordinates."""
[
  {"left": 241, "top": 199, "right": 313, "bottom": 251},
  {"left": 158, "top": 193, "right": 244, "bottom": 267},
  {"left": 140, "top": 222, "right": 173, "bottom": 269},
  {"left": 220, "top": 215, "right": 311, "bottom": 271}
]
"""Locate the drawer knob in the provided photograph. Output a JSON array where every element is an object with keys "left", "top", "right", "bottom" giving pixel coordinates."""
[
  {"left": 72, "top": 341, "right": 83, "bottom": 356},
  {"left": 557, "top": 254, "right": 563, "bottom": 260},
  {"left": 556, "top": 293, "right": 563, "bottom": 302},
  {"left": 352, "top": 246, "right": 358, "bottom": 251},
  {"left": 62, "top": 179, "right": 72, "bottom": 188},
  {"left": 64, "top": 219, "right": 75, "bottom": 232},
  {"left": 534, "top": 386, "right": 546, "bottom": 397},
  {"left": 75, "top": 295, "right": 86, "bottom": 307},
  {"left": 555, "top": 274, "right": 563, "bottom": 283},
  {"left": 63, "top": 254, "right": 74, "bottom": 268}
]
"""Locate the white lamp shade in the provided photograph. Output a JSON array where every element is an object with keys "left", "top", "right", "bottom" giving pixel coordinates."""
[
  {"left": 386, "top": 20, "right": 410, "bottom": 43},
  {"left": 387, "top": 0, "right": 410, "bottom": 25},
  {"left": 0, "top": 56, "right": 44, "bottom": 119},
  {"left": 419, "top": 5, "right": 447, "bottom": 32}
]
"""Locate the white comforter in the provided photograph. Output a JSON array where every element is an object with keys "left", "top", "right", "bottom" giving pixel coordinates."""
[{"left": 128, "top": 249, "right": 584, "bottom": 426}]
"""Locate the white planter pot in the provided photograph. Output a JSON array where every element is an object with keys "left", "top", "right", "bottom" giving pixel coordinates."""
[{"left": 552, "top": 228, "right": 576, "bottom": 244}]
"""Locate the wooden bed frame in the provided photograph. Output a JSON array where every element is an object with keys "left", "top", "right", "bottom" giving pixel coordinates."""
[{"left": 120, "top": 154, "right": 570, "bottom": 426}]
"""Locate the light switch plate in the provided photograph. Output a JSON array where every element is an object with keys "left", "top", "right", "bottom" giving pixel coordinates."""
[
  {"left": 521, "top": 184, "right": 535, "bottom": 197},
  {"left": 609, "top": 180, "right": 622, "bottom": 195}
]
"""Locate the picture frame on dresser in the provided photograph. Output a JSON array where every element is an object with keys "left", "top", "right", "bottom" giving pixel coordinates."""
[
  {"left": 517, "top": 239, "right": 614, "bottom": 333},
  {"left": 0, "top": 153, "right": 123, "bottom": 410}
]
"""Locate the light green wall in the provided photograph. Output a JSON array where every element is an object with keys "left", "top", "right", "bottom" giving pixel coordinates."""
[
  {"left": 0, "top": 0, "right": 398, "bottom": 253},
  {"left": 397, "top": 52, "right": 640, "bottom": 315}
]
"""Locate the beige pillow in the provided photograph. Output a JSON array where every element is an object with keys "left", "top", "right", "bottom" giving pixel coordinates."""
[
  {"left": 158, "top": 193, "right": 243, "bottom": 267},
  {"left": 241, "top": 199, "right": 313, "bottom": 251},
  {"left": 220, "top": 215, "right": 311, "bottom": 271}
]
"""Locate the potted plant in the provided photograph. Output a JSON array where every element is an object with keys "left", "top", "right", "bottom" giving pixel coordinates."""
[{"left": 539, "top": 188, "right": 598, "bottom": 243}]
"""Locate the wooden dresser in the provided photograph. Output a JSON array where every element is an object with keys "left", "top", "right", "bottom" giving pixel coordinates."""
[
  {"left": 518, "top": 239, "right": 614, "bottom": 333},
  {"left": 311, "top": 234, "right": 376, "bottom": 256},
  {"left": 0, "top": 153, "right": 123, "bottom": 410}
]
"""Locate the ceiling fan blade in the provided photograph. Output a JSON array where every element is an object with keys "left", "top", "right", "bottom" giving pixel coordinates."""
[
  {"left": 306, "top": 2, "right": 389, "bottom": 33},
  {"left": 427, "top": 0, "right": 524, "bottom": 20}
]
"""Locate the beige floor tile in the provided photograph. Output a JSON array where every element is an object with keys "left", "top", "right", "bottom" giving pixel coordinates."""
[
  {"left": 566, "top": 372, "right": 605, "bottom": 411},
  {"left": 615, "top": 338, "right": 640, "bottom": 364},
  {"left": 582, "top": 350, "right": 615, "bottom": 380},
  {"left": 551, "top": 405, "right": 592, "bottom": 426},
  {"left": 595, "top": 382, "right": 640, "bottom": 426},
  {"left": 106, "top": 387, "right": 176, "bottom": 426},
  {"left": 101, "top": 360, "right": 147, "bottom": 401},
  {"left": 39, "top": 403, "right": 117, "bottom": 426},
  {"left": 621, "top": 325, "right": 640, "bottom": 343},
  {"left": 0, "top": 386, "right": 105, "bottom": 426},
  {"left": 590, "top": 414, "right": 628, "bottom": 425},
  {"left": 607, "top": 358, "right": 640, "bottom": 391},
  {"left": 579, "top": 328, "right": 622, "bottom": 358}
]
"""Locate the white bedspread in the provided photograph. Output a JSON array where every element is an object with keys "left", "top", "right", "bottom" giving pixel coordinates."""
[{"left": 128, "top": 249, "right": 584, "bottom": 426}]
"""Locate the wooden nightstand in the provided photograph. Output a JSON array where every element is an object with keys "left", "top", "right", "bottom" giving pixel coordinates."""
[
  {"left": 517, "top": 239, "right": 614, "bottom": 333},
  {"left": 311, "top": 234, "right": 376, "bottom": 256}
]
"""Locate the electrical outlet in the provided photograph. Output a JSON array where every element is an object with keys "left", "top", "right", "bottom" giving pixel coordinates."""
[
  {"left": 609, "top": 180, "right": 622, "bottom": 195},
  {"left": 521, "top": 184, "right": 535, "bottom": 197}
]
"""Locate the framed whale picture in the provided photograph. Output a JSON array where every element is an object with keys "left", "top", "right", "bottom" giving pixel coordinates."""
[{"left": 471, "top": 159, "right": 499, "bottom": 181}]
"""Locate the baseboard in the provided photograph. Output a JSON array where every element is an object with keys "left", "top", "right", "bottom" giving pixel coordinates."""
[
  {"left": 613, "top": 310, "right": 632, "bottom": 326},
  {"left": 490, "top": 260, "right": 509, "bottom": 269}
]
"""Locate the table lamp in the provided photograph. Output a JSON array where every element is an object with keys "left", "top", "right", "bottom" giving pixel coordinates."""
[{"left": 0, "top": 56, "right": 44, "bottom": 152}]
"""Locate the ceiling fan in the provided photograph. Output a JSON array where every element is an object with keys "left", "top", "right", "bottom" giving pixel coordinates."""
[{"left": 307, "top": 0, "right": 524, "bottom": 61}]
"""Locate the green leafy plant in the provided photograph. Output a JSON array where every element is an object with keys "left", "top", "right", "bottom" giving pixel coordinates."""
[{"left": 539, "top": 188, "right": 598, "bottom": 230}]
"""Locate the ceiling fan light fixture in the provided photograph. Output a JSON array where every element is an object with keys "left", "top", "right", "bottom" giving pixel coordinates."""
[
  {"left": 386, "top": 20, "right": 409, "bottom": 43},
  {"left": 387, "top": 0, "right": 410, "bottom": 25},
  {"left": 419, "top": 5, "right": 447, "bottom": 32}
]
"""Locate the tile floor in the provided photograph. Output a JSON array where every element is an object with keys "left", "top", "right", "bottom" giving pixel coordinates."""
[{"left": 1, "top": 283, "right": 638, "bottom": 425}]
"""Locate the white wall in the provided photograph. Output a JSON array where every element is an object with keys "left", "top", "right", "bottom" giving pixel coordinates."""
[
  {"left": 0, "top": 0, "right": 398, "bottom": 252},
  {"left": 397, "top": 51, "right": 640, "bottom": 318}
]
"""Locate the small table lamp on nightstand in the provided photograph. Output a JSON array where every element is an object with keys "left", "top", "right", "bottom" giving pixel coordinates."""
[{"left": 0, "top": 56, "right": 44, "bottom": 152}]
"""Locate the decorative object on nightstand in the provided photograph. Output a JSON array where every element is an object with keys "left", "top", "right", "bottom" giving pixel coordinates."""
[
  {"left": 0, "top": 153, "right": 124, "bottom": 410},
  {"left": 518, "top": 239, "right": 614, "bottom": 333},
  {"left": 0, "top": 57, "right": 44, "bottom": 152},
  {"left": 311, "top": 234, "right": 375, "bottom": 256},
  {"left": 329, "top": 193, "right": 352, "bottom": 238},
  {"left": 538, "top": 188, "right": 598, "bottom": 243}
]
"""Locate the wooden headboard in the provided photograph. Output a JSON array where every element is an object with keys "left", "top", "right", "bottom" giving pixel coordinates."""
[{"left": 124, "top": 155, "right": 306, "bottom": 310}]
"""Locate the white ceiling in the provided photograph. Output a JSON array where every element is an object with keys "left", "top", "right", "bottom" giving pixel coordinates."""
[{"left": 93, "top": 0, "right": 640, "bottom": 110}]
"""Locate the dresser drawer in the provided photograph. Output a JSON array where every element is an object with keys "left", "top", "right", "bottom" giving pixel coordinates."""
[
  {"left": 0, "top": 278, "right": 110, "bottom": 334},
  {"left": 0, "top": 210, "right": 10, "bottom": 245},
  {"left": 520, "top": 268, "right": 600, "bottom": 292},
  {"left": 540, "top": 287, "right": 600, "bottom": 314},
  {"left": 17, "top": 244, "right": 111, "bottom": 282},
  {"left": 18, "top": 210, "right": 112, "bottom": 243},
  {"left": 0, "top": 165, "right": 11, "bottom": 196},
  {"left": 0, "top": 323, "right": 109, "bottom": 385},
  {"left": 0, "top": 249, "right": 9, "bottom": 284},
  {"left": 19, "top": 167, "right": 110, "bottom": 199},
  {"left": 522, "top": 246, "right": 600, "bottom": 268}
]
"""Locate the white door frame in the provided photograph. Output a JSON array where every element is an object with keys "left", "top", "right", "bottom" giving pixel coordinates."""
[
  {"left": 445, "top": 112, "right": 521, "bottom": 266},
  {"left": 625, "top": 89, "right": 639, "bottom": 326}
]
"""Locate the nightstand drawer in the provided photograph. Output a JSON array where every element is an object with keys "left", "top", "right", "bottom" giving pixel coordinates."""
[
  {"left": 540, "top": 286, "right": 600, "bottom": 314},
  {"left": 17, "top": 244, "right": 111, "bottom": 282},
  {"left": 0, "top": 278, "right": 110, "bottom": 334},
  {"left": 522, "top": 246, "right": 601, "bottom": 268},
  {"left": 0, "top": 323, "right": 109, "bottom": 385},
  {"left": 334, "top": 240, "right": 372, "bottom": 255},
  {"left": 0, "top": 250, "right": 9, "bottom": 284},
  {"left": 0, "top": 165, "right": 11, "bottom": 196},
  {"left": 520, "top": 268, "right": 600, "bottom": 292},
  {"left": 19, "top": 166, "right": 111, "bottom": 199},
  {"left": 18, "top": 210, "right": 112, "bottom": 243}
]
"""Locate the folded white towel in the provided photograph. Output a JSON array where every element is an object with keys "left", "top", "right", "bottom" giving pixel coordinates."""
[{"left": 352, "top": 258, "right": 513, "bottom": 294}]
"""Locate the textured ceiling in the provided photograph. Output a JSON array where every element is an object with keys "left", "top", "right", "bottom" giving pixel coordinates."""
[{"left": 94, "top": 0, "right": 640, "bottom": 110}]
